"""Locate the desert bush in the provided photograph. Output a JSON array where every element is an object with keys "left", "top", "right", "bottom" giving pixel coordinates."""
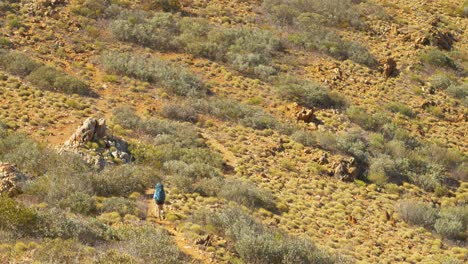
[
  {"left": 58, "top": 192, "right": 96, "bottom": 215},
  {"left": 291, "top": 130, "right": 317, "bottom": 147},
  {"left": 71, "top": 0, "right": 111, "bottom": 18},
  {"left": 263, "top": 0, "right": 364, "bottom": 28},
  {"left": 219, "top": 180, "right": 277, "bottom": 211},
  {"left": 386, "top": 102, "right": 416, "bottom": 118},
  {"left": 162, "top": 102, "right": 199, "bottom": 123},
  {"left": 35, "top": 208, "right": 111, "bottom": 243},
  {"left": 95, "top": 249, "right": 138, "bottom": 263},
  {"left": 398, "top": 200, "right": 438, "bottom": 229},
  {"left": 429, "top": 73, "right": 453, "bottom": 90},
  {"left": 434, "top": 206, "right": 467, "bottom": 241},
  {"left": 276, "top": 76, "right": 347, "bottom": 109},
  {"left": 193, "top": 177, "right": 224, "bottom": 196},
  {"left": 116, "top": 226, "right": 187, "bottom": 263},
  {"left": 140, "top": 0, "right": 181, "bottom": 12},
  {"left": 346, "top": 107, "right": 390, "bottom": 131},
  {"left": 93, "top": 164, "right": 155, "bottom": 197},
  {"left": 23, "top": 152, "right": 94, "bottom": 204},
  {"left": 112, "top": 106, "right": 141, "bottom": 130},
  {"left": 33, "top": 238, "right": 95, "bottom": 263},
  {"left": 195, "top": 207, "right": 335, "bottom": 264},
  {"left": 110, "top": 12, "right": 181, "bottom": 51},
  {"left": 0, "top": 49, "right": 40, "bottom": 76},
  {"left": 0, "top": 130, "right": 51, "bottom": 176},
  {"left": 240, "top": 111, "right": 279, "bottom": 130},
  {"left": 419, "top": 48, "right": 457, "bottom": 69},
  {"left": 0, "top": 195, "right": 37, "bottom": 236},
  {"left": 335, "top": 128, "right": 369, "bottom": 163},
  {"left": 100, "top": 197, "right": 140, "bottom": 217},
  {"left": 446, "top": 83, "right": 467, "bottom": 102},
  {"left": 102, "top": 52, "right": 206, "bottom": 97}
]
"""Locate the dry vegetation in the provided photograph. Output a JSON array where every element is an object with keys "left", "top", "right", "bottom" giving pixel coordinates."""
[{"left": 0, "top": 0, "right": 467, "bottom": 263}]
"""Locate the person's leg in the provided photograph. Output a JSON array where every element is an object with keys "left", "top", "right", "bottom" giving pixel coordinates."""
[{"left": 157, "top": 204, "right": 163, "bottom": 220}]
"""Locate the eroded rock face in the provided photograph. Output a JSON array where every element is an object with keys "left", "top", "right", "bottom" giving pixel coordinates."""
[
  {"left": 382, "top": 57, "right": 397, "bottom": 79},
  {"left": 333, "top": 158, "right": 358, "bottom": 182},
  {"left": 296, "top": 107, "right": 317, "bottom": 124},
  {"left": 63, "top": 118, "right": 131, "bottom": 168},
  {"left": 0, "top": 163, "right": 29, "bottom": 197},
  {"left": 65, "top": 117, "right": 107, "bottom": 148}
]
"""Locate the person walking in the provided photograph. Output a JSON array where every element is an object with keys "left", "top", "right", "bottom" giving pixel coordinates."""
[{"left": 153, "top": 183, "right": 166, "bottom": 220}]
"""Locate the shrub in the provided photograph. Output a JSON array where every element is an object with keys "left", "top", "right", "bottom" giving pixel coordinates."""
[
  {"left": 446, "top": 83, "right": 467, "bottom": 101},
  {"left": 419, "top": 48, "right": 457, "bottom": 69},
  {"left": 346, "top": 107, "right": 390, "bottom": 131},
  {"left": 110, "top": 12, "right": 181, "bottom": 51},
  {"left": 398, "top": 200, "right": 438, "bottom": 229},
  {"left": 434, "top": 206, "right": 467, "bottom": 240},
  {"left": 263, "top": 0, "right": 364, "bottom": 28},
  {"left": 219, "top": 180, "right": 277, "bottom": 211},
  {"left": 141, "top": 0, "right": 182, "bottom": 12},
  {"left": 0, "top": 195, "right": 37, "bottom": 236},
  {"left": 386, "top": 102, "right": 416, "bottom": 118},
  {"left": 240, "top": 111, "right": 279, "bottom": 130},
  {"left": 100, "top": 197, "right": 140, "bottom": 217},
  {"left": 429, "top": 73, "right": 453, "bottom": 90},
  {"left": 93, "top": 165, "right": 155, "bottom": 197},
  {"left": 34, "top": 239, "right": 95, "bottom": 263},
  {"left": 335, "top": 128, "right": 369, "bottom": 163},
  {"left": 112, "top": 106, "right": 141, "bottom": 130},
  {"left": 276, "top": 76, "right": 347, "bottom": 109},
  {"left": 291, "top": 130, "right": 317, "bottom": 147},
  {"left": 101, "top": 52, "right": 206, "bottom": 97},
  {"left": 116, "top": 226, "right": 187, "bottom": 263},
  {"left": 58, "top": 192, "right": 96, "bottom": 215},
  {"left": 162, "top": 102, "right": 199, "bottom": 123},
  {"left": 195, "top": 207, "right": 335, "bottom": 264},
  {"left": 0, "top": 50, "right": 40, "bottom": 76},
  {"left": 35, "top": 208, "right": 111, "bottom": 243}
]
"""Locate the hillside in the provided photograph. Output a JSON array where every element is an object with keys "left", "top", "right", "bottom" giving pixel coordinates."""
[{"left": 0, "top": 0, "right": 467, "bottom": 263}]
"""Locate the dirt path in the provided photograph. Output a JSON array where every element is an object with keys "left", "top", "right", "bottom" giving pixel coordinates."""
[{"left": 145, "top": 189, "right": 212, "bottom": 264}]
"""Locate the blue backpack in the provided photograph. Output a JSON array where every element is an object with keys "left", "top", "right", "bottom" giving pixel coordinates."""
[{"left": 154, "top": 183, "right": 165, "bottom": 203}]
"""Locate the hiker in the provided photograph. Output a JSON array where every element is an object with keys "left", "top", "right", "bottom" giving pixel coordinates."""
[{"left": 154, "top": 183, "right": 166, "bottom": 220}]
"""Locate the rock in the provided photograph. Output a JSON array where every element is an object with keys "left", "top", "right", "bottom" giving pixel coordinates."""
[
  {"left": 421, "top": 100, "right": 437, "bottom": 110},
  {"left": 296, "top": 107, "right": 317, "bottom": 124},
  {"left": 382, "top": 57, "right": 397, "bottom": 79},
  {"left": 0, "top": 163, "right": 29, "bottom": 197},
  {"left": 318, "top": 153, "right": 328, "bottom": 165},
  {"left": 430, "top": 29, "right": 456, "bottom": 51},
  {"left": 195, "top": 235, "right": 212, "bottom": 247},
  {"left": 333, "top": 159, "right": 357, "bottom": 182},
  {"left": 65, "top": 117, "right": 106, "bottom": 147}
]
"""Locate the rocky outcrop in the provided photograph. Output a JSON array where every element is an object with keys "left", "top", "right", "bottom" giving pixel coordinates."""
[
  {"left": 333, "top": 158, "right": 358, "bottom": 182},
  {"left": 296, "top": 107, "right": 317, "bottom": 124},
  {"left": 63, "top": 118, "right": 132, "bottom": 168},
  {"left": 382, "top": 57, "right": 397, "bottom": 79},
  {"left": 0, "top": 163, "right": 29, "bottom": 197},
  {"left": 65, "top": 117, "right": 107, "bottom": 148}
]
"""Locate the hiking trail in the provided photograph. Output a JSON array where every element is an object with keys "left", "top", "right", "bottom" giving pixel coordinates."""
[{"left": 145, "top": 189, "right": 212, "bottom": 264}]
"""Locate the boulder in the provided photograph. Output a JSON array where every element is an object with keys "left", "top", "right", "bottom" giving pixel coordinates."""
[
  {"left": 333, "top": 158, "right": 357, "bottom": 182},
  {"left": 0, "top": 163, "right": 29, "bottom": 196},
  {"left": 382, "top": 57, "right": 397, "bottom": 79},
  {"left": 296, "top": 107, "right": 317, "bottom": 124},
  {"left": 65, "top": 117, "right": 106, "bottom": 147}
]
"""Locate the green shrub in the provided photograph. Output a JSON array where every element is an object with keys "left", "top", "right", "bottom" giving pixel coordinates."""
[
  {"left": 112, "top": 106, "right": 141, "bottom": 130},
  {"left": 71, "top": 0, "right": 111, "bottom": 18},
  {"left": 429, "top": 73, "right": 453, "bottom": 90},
  {"left": 386, "top": 102, "right": 416, "bottom": 118},
  {"left": 141, "top": 0, "right": 181, "bottom": 12},
  {"left": 276, "top": 76, "right": 347, "bottom": 109},
  {"left": 263, "top": 0, "right": 364, "bottom": 28},
  {"left": 219, "top": 180, "right": 277, "bottom": 211},
  {"left": 93, "top": 165, "right": 154, "bottom": 197},
  {"left": 34, "top": 238, "right": 95, "bottom": 263},
  {"left": 0, "top": 50, "right": 40, "bottom": 76},
  {"left": 434, "top": 206, "right": 467, "bottom": 240},
  {"left": 346, "top": 107, "right": 390, "bottom": 131},
  {"left": 195, "top": 207, "right": 335, "bottom": 264},
  {"left": 35, "top": 208, "right": 111, "bottom": 243},
  {"left": 58, "top": 192, "right": 96, "bottom": 215},
  {"left": 162, "top": 102, "right": 199, "bottom": 123},
  {"left": 100, "top": 197, "right": 140, "bottom": 217},
  {"left": 110, "top": 12, "right": 181, "bottom": 51},
  {"left": 0, "top": 195, "right": 37, "bottom": 236},
  {"left": 419, "top": 48, "right": 457, "bottom": 69},
  {"left": 291, "top": 130, "right": 317, "bottom": 147},
  {"left": 102, "top": 52, "right": 206, "bottom": 97},
  {"left": 398, "top": 200, "right": 438, "bottom": 229},
  {"left": 116, "top": 226, "right": 187, "bottom": 263},
  {"left": 96, "top": 249, "right": 138, "bottom": 263},
  {"left": 446, "top": 83, "right": 467, "bottom": 101}
]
